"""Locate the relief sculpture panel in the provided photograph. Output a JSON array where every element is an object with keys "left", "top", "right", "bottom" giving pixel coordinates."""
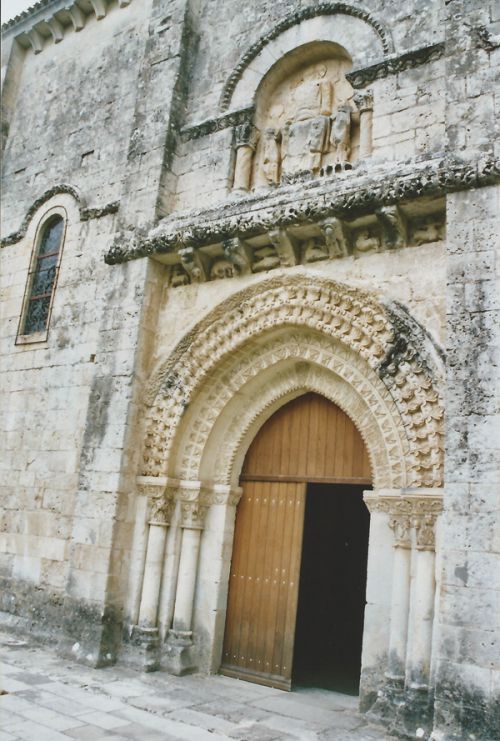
[{"left": 234, "top": 56, "right": 364, "bottom": 192}]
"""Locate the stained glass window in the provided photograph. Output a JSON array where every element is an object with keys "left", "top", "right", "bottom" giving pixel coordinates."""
[{"left": 22, "top": 216, "right": 64, "bottom": 335}]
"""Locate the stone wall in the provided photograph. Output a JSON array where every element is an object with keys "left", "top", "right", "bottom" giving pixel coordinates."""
[{"left": 1, "top": 0, "right": 499, "bottom": 738}]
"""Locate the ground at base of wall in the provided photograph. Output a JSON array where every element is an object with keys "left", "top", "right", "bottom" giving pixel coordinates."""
[{"left": 0, "top": 630, "right": 398, "bottom": 741}]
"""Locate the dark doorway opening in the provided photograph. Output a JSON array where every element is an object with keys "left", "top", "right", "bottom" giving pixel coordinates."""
[{"left": 292, "top": 484, "right": 371, "bottom": 695}]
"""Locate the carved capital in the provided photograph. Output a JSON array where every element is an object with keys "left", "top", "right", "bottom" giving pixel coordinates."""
[
  {"left": 203, "top": 485, "right": 243, "bottom": 506},
  {"left": 234, "top": 122, "right": 259, "bottom": 150},
  {"left": 413, "top": 513, "right": 438, "bottom": 550},
  {"left": 180, "top": 500, "right": 208, "bottom": 530},
  {"left": 389, "top": 515, "right": 411, "bottom": 548},
  {"left": 354, "top": 90, "right": 374, "bottom": 112},
  {"left": 149, "top": 485, "right": 176, "bottom": 526}
]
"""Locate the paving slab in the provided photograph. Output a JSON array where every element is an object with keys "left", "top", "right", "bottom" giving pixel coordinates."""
[{"left": 0, "top": 629, "right": 395, "bottom": 740}]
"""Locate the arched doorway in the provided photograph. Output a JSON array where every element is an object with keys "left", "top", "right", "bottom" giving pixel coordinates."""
[{"left": 220, "top": 392, "right": 372, "bottom": 692}]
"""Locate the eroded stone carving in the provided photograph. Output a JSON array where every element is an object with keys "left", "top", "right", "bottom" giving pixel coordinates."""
[
  {"left": 104, "top": 157, "right": 499, "bottom": 267},
  {"left": 140, "top": 276, "right": 444, "bottom": 491},
  {"left": 251, "top": 59, "right": 359, "bottom": 189}
]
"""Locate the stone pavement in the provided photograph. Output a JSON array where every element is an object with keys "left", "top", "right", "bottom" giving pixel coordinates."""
[{"left": 0, "top": 632, "right": 395, "bottom": 740}]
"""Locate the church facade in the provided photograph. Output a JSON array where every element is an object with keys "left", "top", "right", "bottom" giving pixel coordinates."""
[{"left": 1, "top": 1, "right": 499, "bottom": 739}]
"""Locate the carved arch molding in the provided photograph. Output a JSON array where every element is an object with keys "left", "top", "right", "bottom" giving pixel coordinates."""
[{"left": 141, "top": 274, "right": 444, "bottom": 489}]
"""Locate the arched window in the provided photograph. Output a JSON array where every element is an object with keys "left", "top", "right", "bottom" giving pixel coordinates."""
[{"left": 18, "top": 214, "right": 65, "bottom": 340}]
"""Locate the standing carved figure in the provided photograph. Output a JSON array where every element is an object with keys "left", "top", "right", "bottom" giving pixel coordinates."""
[
  {"left": 330, "top": 104, "right": 352, "bottom": 171},
  {"left": 281, "top": 64, "right": 333, "bottom": 179},
  {"left": 261, "top": 128, "right": 281, "bottom": 186}
]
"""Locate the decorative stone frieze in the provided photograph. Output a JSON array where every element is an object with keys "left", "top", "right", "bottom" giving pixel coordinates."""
[
  {"left": 180, "top": 106, "right": 254, "bottom": 143},
  {"left": 363, "top": 489, "right": 443, "bottom": 524},
  {"left": 346, "top": 42, "right": 445, "bottom": 88},
  {"left": 105, "top": 156, "right": 498, "bottom": 268}
]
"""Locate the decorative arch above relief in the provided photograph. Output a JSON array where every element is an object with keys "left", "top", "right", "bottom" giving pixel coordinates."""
[
  {"left": 220, "top": 3, "right": 392, "bottom": 112},
  {"left": 141, "top": 275, "right": 444, "bottom": 490}
]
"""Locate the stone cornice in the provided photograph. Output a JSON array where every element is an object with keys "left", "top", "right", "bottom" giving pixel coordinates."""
[
  {"left": 180, "top": 107, "right": 254, "bottom": 143},
  {"left": 2, "top": 0, "right": 132, "bottom": 54},
  {"left": 105, "top": 156, "right": 499, "bottom": 266},
  {"left": 346, "top": 42, "right": 445, "bottom": 89}
]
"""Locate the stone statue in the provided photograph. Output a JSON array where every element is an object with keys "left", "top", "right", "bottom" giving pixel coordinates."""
[
  {"left": 261, "top": 127, "right": 281, "bottom": 186},
  {"left": 330, "top": 104, "right": 352, "bottom": 171},
  {"left": 281, "top": 64, "right": 333, "bottom": 179}
]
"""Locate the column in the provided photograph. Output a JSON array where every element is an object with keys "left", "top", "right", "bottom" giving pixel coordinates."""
[
  {"left": 232, "top": 122, "right": 259, "bottom": 192},
  {"left": 165, "top": 483, "right": 207, "bottom": 675},
  {"left": 386, "top": 513, "right": 412, "bottom": 695},
  {"left": 354, "top": 90, "right": 374, "bottom": 159},
  {"left": 135, "top": 486, "right": 175, "bottom": 671},
  {"left": 406, "top": 513, "right": 439, "bottom": 690}
]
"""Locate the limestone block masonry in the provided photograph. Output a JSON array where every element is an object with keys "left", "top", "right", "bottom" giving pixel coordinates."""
[{"left": 1, "top": 1, "right": 499, "bottom": 740}]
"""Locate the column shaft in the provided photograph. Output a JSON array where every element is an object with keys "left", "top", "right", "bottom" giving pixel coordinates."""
[
  {"left": 138, "top": 523, "right": 168, "bottom": 627},
  {"left": 172, "top": 527, "right": 202, "bottom": 632},
  {"left": 387, "top": 543, "right": 412, "bottom": 681},
  {"left": 406, "top": 547, "right": 436, "bottom": 688}
]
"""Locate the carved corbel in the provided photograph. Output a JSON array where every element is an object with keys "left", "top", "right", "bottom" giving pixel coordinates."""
[
  {"left": 178, "top": 246, "right": 207, "bottom": 283},
  {"left": 48, "top": 17, "right": 64, "bottom": 43},
  {"left": 67, "top": 4, "right": 85, "bottom": 31},
  {"left": 222, "top": 237, "right": 253, "bottom": 275},
  {"left": 90, "top": 0, "right": 107, "bottom": 20},
  {"left": 318, "top": 218, "right": 350, "bottom": 258},
  {"left": 118, "top": 0, "right": 132, "bottom": 6},
  {"left": 268, "top": 228, "right": 299, "bottom": 268},
  {"left": 27, "top": 28, "right": 44, "bottom": 54},
  {"left": 376, "top": 205, "right": 408, "bottom": 249}
]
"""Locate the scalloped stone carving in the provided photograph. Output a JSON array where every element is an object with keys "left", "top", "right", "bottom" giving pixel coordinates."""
[{"left": 140, "top": 276, "right": 443, "bottom": 490}]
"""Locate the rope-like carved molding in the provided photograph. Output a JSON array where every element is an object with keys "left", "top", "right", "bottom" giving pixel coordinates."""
[
  {"left": 346, "top": 42, "right": 444, "bottom": 89},
  {"left": 105, "top": 156, "right": 499, "bottom": 265},
  {"left": 140, "top": 275, "right": 444, "bottom": 489},
  {"left": 180, "top": 107, "right": 254, "bottom": 143},
  {"left": 183, "top": 346, "right": 408, "bottom": 489},
  {"left": 1, "top": 184, "right": 119, "bottom": 248},
  {"left": 219, "top": 2, "right": 392, "bottom": 111}
]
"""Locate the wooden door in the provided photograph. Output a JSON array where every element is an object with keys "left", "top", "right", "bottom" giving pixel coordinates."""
[{"left": 220, "top": 393, "right": 371, "bottom": 689}]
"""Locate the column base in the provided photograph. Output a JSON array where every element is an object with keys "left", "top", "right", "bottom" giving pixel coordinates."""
[
  {"left": 131, "top": 625, "right": 161, "bottom": 672},
  {"left": 164, "top": 629, "right": 197, "bottom": 676},
  {"left": 397, "top": 684, "right": 434, "bottom": 740}
]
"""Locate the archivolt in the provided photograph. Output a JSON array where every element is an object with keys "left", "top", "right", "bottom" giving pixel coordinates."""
[{"left": 142, "top": 274, "right": 444, "bottom": 488}]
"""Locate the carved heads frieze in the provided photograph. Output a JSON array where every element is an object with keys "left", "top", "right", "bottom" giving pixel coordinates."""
[{"left": 167, "top": 203, "right": 446, "bottom": 287}]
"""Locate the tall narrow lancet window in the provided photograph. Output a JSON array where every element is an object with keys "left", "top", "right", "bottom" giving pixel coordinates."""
[{"left": 19, "top": 214, "right": 65, "bottom": 339}]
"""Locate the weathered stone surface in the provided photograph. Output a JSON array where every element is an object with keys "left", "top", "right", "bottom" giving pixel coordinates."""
[{"left": 1, "top": 1, "right": 499, "bottom": 739}]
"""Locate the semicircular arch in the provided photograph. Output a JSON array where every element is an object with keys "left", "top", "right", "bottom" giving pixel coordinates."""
[
  {"left": 142, "top": 274, "right": 444, "bottom": 490},
  {"left": 221, "top": 3, "right": 392, "bottom": 112}
]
